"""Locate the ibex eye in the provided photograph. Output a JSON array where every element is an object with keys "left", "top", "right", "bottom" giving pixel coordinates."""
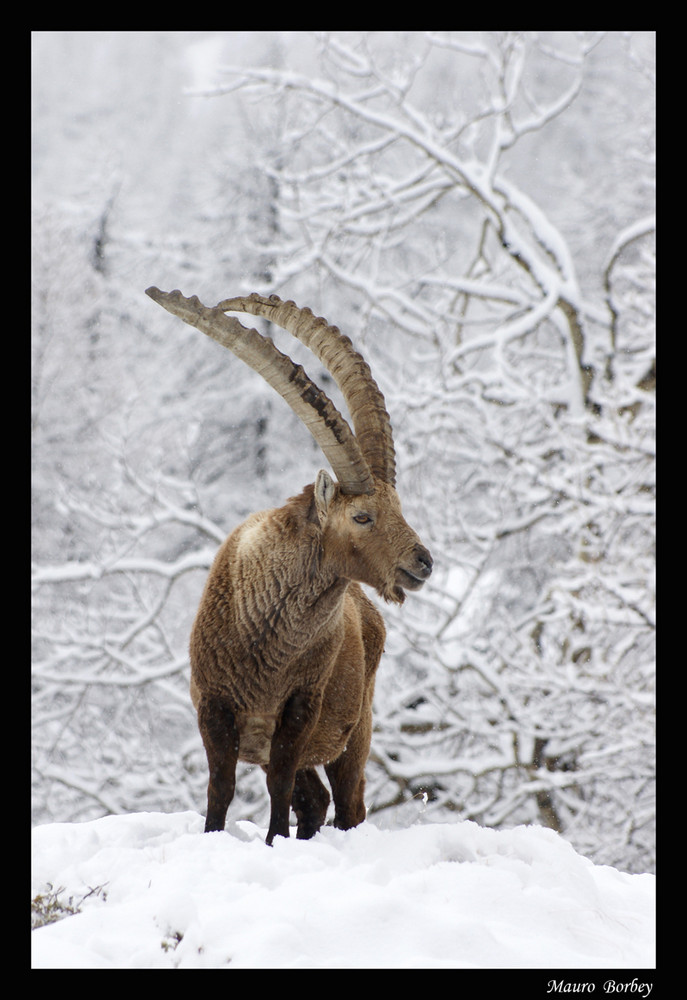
[{"left": 353, "top": 513, "right": 372, "bottom": 525}]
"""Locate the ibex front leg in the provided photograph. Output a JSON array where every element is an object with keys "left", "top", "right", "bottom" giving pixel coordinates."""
[
  {"left": 266, "top": 690, "right": 322, "bottom": 845},
  {"left": 197, "top": 694, "right": 240, "bottom": 833}
]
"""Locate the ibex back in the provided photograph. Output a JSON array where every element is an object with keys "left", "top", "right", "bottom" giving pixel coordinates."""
[{"left": 146, "top": 288, "right": 432, "bottom": 844}]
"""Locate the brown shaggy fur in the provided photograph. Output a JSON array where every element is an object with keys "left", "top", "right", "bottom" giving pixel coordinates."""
[{"left": 190, "top": 476, "right": 431, "bottom": 843}]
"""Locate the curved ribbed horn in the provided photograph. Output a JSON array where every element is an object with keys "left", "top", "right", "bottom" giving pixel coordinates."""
[
  {"left": 217, "top": 294, "right": 397, "bottom": 487},
  {"left": 145, "top": 288, "right": 375, "bottom": 495}
]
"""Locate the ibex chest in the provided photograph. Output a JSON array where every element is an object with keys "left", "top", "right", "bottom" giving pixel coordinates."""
[{"left": 237, "top": 713, "right": 278, "bottom": 765}]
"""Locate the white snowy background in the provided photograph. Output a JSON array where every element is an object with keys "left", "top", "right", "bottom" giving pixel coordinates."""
[{"left": 31, "top": 32, "right": 655, "bottom": 971}]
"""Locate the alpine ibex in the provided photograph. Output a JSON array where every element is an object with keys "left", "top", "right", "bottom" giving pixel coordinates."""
[{"left": 145, "top": 287, "right": 433, "bottom": 844}]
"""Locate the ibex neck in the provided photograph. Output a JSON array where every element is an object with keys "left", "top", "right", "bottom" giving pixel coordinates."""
[{"left": 233, "top": 499, "right": 349, "bottom": 660}]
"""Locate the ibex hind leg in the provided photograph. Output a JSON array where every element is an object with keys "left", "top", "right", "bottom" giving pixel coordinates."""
[
  {"left": 325, "top": 717, "right": 370, "bottom": 831},
  {"left": 292, "top": 768, "right": 331, "bottom": 839},
  {"left": 197, "top": 694, "right": 240, "bottom": 833}
]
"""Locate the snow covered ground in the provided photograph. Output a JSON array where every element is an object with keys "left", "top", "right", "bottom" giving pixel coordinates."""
[{"left": 31, "top": 810, "right": 655, "bottom": 970}]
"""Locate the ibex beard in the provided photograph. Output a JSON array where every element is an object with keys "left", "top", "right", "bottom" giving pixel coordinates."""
[{"left": 146, "top": 288, "right": 432, "bottom": 844}]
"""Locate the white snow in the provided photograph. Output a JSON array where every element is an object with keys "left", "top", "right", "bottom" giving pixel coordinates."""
[{"left": 31, "top": 810, "right": 655, "bottom": 970}]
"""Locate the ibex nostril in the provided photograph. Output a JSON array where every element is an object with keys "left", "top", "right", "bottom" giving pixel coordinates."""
[{"left": 414, "top": 545, "right": 433, "bottom": 577}]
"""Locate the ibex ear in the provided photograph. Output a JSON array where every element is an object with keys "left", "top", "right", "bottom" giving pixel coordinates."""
[{"left": 314, "top": 469, "right": 337, "bottom": 519}]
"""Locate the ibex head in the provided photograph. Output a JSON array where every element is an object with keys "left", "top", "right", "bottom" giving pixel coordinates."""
[
  {"left": 313, "top": 471, "right": 432, "bottom": 604},
  {"left": 145, "top": 288, "right": 432, "bottom": 604}
]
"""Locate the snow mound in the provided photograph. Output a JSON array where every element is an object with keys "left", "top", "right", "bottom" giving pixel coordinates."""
[{"left": 31, "top": 811, "right": 654, "bottom": 969}]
